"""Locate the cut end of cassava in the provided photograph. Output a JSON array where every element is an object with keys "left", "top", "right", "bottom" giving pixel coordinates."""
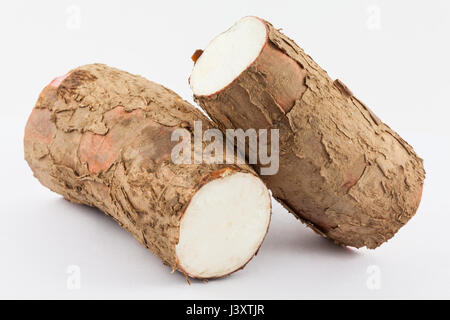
[
  {"left": 190, "top": 16, "right": 267, "bottom": 96},
  {"left": 176, "top": 172, "right": 271, "bottom": 279},
  {"left": 190, "top": 18, "right": 426, "bottom": 249}
]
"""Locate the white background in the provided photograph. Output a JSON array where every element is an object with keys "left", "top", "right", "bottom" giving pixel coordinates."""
[{"left": 0, "top": 0, "right": 449, "bottom": 299}]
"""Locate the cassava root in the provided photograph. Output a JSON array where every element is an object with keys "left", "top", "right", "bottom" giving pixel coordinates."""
[
  {"left": 24, "top": 64, "right": 271, "bottom": 279},
  {"left": 190, "top": 16, "right": 425, "bottom": 249}
]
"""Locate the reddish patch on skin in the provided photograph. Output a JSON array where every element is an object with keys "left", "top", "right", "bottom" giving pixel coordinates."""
[
  {"left": 255, "top": 43, "right": 307, "bottom": 113},
  {"left": 24, "top": 108, "right": 56, "bottom": 145},
  {"left": 79, "top": 132, "right": 116, "bottom": 173},
  {"left": 49, "top": 72, "right": 70, "bottom": 88},
  {"left": 342, "top": 156, "right": 367, "bottom": 192},
  {"left": 79, "top": 107, "right": 145, "bottom": 174},
  {"left": 103, "top": 106, "right": 143, "bottom": 126},
  {"left": 79, "top": 106, "right": 179, "bottom": 174},
  {"left": 343, "top": 178, "right": 358, "bottom": 191}
]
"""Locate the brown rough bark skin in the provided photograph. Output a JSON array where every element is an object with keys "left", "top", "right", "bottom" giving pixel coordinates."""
[
  {"left": 24, "top": 64, "right": 260, "bottom": 278},
  {"left": 192, "top": 18, "right": 425, "bottom": 249}
]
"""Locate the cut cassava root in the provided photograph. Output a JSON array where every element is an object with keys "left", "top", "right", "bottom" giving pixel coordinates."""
[
  {"left": 190, "top": 16, "right": 425, "bottom": 249},
  {"left": 24, "top": 64, "right": 271, "bottom": 279}
]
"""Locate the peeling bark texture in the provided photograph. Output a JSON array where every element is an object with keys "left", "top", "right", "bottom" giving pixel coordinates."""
[
  {"left": 193, "top": 18, "right": 425, "bottom": 249},
  {"left": 24, "top": 64, "right": 260, "bottom": 278}
]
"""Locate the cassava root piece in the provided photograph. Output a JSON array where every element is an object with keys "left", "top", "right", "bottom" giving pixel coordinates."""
[
  {"left": 24, "top": 64, "right": 271, "bottom": 279},
  {"left": 190, "top": 17, "right": 425, "bottom": 249}
]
